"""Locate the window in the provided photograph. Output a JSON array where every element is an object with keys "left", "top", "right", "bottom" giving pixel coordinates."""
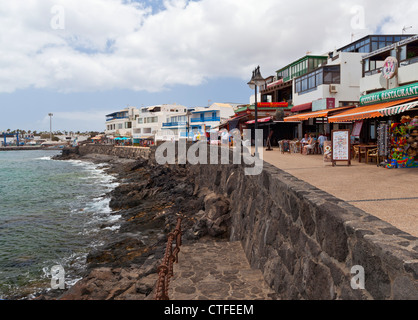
[
  {"left": 308, "top": 74, "right": 315, "bottom": 88},
  {"left": 295, "top": 80, "right": 301, "bottom": 93},
  {"left": 364, "top": 58, "right": 370, "bottom": 72},
  {"left": 295, "top": 65, "right": 340, "bottom": 95},
  {"left": 145, "top": 116, "right": 158, "bottom": 123},
  {"left": 138, "top": 118, "right": 143, "bottom": 124},
  {"left": 315, "top": 71, "right": 323, "bottom": 85},
  {"left": 400, "top": 45, "right": 407, "bottom": 61},
  {"left": 323, "top": 66, "right": 340, "bottom": 84},
  {"left": 118, "top": 124, "right": 123, "bottom": 129}
]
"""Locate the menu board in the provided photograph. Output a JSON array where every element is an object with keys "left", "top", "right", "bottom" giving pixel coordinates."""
[{"left": 332, "top": 130, "right": 351, "bottom": 166}]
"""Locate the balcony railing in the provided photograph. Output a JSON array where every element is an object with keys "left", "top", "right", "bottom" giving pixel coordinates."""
[
  {"left": 162, "top": 121, "right": 187, "bottom": 127},
  {"left": 106, "top": 116, "right": 129, "bottom": 122},
  {"left": 190, "top": 117, "right": 220, "bottom": 123}
]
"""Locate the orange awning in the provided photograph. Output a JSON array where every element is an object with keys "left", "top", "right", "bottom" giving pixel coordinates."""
[
  {"left": 328, "top": 97, "right": 418, "bottom": 123},
  {"left": 283, "top": 106, "right": 355, "bottom": 122}
]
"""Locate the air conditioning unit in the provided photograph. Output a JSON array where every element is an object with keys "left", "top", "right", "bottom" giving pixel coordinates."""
[{"left": 329, "top": 85, "right": 338, "bottom": 93}]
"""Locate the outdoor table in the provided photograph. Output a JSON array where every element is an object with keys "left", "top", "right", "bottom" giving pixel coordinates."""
[{"left": 358, "top": 145, "right": 377, "bottom": 163}]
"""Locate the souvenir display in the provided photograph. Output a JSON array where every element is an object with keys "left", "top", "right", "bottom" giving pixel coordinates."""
[{"left": 386, "top": 116, "right": 418, "bottom": 168}]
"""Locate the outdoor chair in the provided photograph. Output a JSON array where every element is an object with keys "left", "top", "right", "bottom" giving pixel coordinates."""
[
  {"left": 279, "top": 140, "right": 291, "bottom": 154},
  {"left": 352, "top": 145, "right": 359, "bottom": 159},
  {"left": 305, "top": 141, "right": 316, "bottom": 155},
  {"left": 294, "top": 141, "right": 301, "bottom": 153},
  {"left": 367, "top": 148, "right": 379, "bottom": 164},
  {"left": 353, "top": 145, "right": 366, "bottom": 160}
]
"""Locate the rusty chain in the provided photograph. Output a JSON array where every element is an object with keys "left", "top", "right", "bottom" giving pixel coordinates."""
[{"left": 155, "top": 216, "right": 182, "bottom": 300}]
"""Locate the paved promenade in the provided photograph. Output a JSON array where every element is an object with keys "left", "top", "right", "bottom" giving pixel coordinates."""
[
  {"left": 169, "top": 240, "right": 276, "bottom": 300},
  {"left": 259, "top": 147, "right": 418, "bottom": 238}
]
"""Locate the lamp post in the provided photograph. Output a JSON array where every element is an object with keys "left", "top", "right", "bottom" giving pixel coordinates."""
[
  {"left": 48, "top": 113, "right": 53, "bottom": 141},
  {"left": 247, "top": 66, "right": 265, "bottom": 157}
]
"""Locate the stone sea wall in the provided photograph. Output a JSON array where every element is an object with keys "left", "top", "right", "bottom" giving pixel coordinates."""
[
  {"left": 78, "top": 144, "right": 418, "bottom": 300},
  {"left": 78, "top": 144, "right": 151, "bottom": 160}
]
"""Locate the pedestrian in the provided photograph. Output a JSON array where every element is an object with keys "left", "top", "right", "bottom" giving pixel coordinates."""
[{"left": 318, "top": 132, "right": 327, "bottom": 154}]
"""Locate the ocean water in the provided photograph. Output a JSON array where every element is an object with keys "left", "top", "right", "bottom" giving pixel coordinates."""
[{"left": 0, "top": 150, "right": 120, "bottom": 299}]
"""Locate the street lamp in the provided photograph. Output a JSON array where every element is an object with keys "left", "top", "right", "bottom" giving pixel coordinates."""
[
  {"left": 48, "top": 113, "right": 53, "bottom": 141},
  {"left": 247, "top": 66, "right": 265, "bottom": 157}
]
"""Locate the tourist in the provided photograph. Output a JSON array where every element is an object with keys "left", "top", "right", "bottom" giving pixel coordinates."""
[
  {"left": 303, "top": 135, "right": 315, "bottom": 155},
  {"left": 300, "top": 133, "right": 309, "bottom": 153},
  {"left": 318, "top": 132, "right": 327, "bottom": 154}
]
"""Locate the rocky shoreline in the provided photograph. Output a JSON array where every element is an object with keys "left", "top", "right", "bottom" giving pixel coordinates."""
[{"left": 34, "top": 148, "right": 231, "bottom": 300}]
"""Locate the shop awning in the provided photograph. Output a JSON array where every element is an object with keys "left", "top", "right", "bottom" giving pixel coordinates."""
[
  {"left": 246, "top": 117, "right": 273, "bottom": 124},
  {"left": 290, "top": 103, "right": 312, "bottom": 112},
  {"left": 328, "top": 97, "right": 418, "bottom": 123},
  {"left": 379, "top": 100, "right": 418, "bottom": 117},
  {"left": 283, "top": 106, "right": 355, "bottom": 122}
]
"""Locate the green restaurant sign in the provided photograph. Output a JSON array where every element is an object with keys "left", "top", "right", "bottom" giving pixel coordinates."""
[{"left": 360, "top": 82, "right": 418, "bottom": 106}]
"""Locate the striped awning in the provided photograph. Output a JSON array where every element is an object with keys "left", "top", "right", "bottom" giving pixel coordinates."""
[
  {"left": 379, "top": 100, "right": 418, "bottom": 116},
  {"left": 328, "top": 97, "right": 418, "bottom": 123},
  {"left": 246, "top": 117, "right": 273, "bottom": 124},
  {"left": 283, "top": 106, "right": 355, "bottom": 122}
]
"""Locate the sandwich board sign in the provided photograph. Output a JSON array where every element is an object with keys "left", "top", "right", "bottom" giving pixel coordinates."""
[{"left": 331, "top": 130, "right": 351, "bottom": 166}]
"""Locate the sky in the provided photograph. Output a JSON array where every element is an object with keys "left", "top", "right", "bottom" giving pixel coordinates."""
[{"left": 0, "top": 0, "right": 417, "bottom": 133}]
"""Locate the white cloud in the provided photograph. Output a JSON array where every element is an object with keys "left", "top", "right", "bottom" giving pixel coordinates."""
[{"left": 0, "top": 0, "right": 417, "bottom": 93}]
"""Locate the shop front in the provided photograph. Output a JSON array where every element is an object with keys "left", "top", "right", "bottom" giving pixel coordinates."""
[{"left": 328, "top": 82, "right": 418, "bottom": 168}]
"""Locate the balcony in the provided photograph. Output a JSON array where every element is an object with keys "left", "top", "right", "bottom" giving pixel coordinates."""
[
  {"left": 190, "top": 117, "right": 221, "bottom": 123},
  {"left": 106, "top": 116, "right": 128, "bottom": 122},
  {"left": 162, "top": 121, "right": 187, "bottom": 127}
]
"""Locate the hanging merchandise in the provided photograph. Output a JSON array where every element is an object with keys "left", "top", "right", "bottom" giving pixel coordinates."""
[
  {"left": 386, "top": 115, "right": 418, "bottom": 169},
  {"left": 377, "top": 124, "right": 390, "bottom": 164}
]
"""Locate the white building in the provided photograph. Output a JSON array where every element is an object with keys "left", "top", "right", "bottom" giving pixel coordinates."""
[
  {"left": 360, "top": 35, "right": 418, "bottom": 94},
  {"left": 133, "top": 104, "right": 188, "bottom": 143},
  {"left": 188, "top": 103, "right": 236, "bottom": 135},
  {"left": 105, "top": 107, "right": 137, "bottom": 138},
  {"left": 158, "top": 111, "right": 190, "bottom": 141},
  {"left": 292, "top": 51, "right": 363, "bottom": 110}
]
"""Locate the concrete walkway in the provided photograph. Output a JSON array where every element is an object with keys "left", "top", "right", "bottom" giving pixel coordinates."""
[
  {"left": 169, "top": 240, "right": 276, "bottom": 300},
  {"left": 258, "top": 147, "right": 418, "bottom": 238}
]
